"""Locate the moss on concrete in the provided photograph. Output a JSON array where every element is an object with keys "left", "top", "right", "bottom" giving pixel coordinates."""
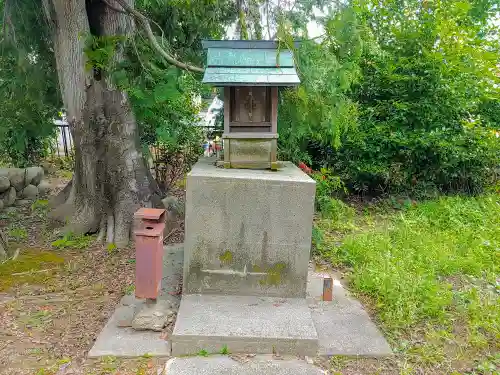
[
  {"left": 258, "top": 262, "right": 287, "bottom": 286},
  {"left": 219, "top": 250, "right": 233, "bottom": 266}
]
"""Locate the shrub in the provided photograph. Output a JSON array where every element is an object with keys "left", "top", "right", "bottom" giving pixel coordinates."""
[{"left": 279, "top": 2, "right": 500, "bottom": 196}]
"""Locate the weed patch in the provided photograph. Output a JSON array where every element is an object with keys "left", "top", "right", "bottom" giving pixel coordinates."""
[
  {"left": 51, "top": 232, "right": 94, "bottom": 249},
  {"left": 317, "top": 195, "right": 500, "bottom": 370}
]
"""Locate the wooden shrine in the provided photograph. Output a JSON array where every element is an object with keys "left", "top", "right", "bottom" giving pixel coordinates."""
[{"left": 202, "top": 40, "right": 300, "bottom": 170}]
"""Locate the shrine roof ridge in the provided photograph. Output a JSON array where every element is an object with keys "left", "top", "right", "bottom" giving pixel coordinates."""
[{"left": 202, "top": 39, "right": 301, "bottom": 50}]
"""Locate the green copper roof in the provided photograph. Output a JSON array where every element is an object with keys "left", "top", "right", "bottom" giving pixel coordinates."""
[{"left": 202, "top": 40, "right": 300, "bottom": 86}]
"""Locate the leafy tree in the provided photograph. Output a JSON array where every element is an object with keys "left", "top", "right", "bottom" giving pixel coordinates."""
[
  {"left": 0, "top": 0, "right": 238, "bottom": 247},
  {"left": 280, "top": 0, "right": 500, "bottom": 196},
  {"left": 0, "top": 2, "right": 60, "bottom": 166}
]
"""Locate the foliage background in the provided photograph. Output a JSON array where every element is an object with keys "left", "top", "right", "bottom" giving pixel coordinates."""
[{"left": 279, "top": 0, "right": 500, "bottom": 197}]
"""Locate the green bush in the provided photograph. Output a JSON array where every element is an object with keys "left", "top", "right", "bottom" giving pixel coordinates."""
[{"left": 280, "top": 1, "right": 500, "bottom": 196}]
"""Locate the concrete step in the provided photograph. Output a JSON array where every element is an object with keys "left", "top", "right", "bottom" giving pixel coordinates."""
[
  {"left": 171, "top": 294, "right": 319, "bottom": 357},
  {"left": 165, "top": 355, "right": 327, "bottom": 375}
]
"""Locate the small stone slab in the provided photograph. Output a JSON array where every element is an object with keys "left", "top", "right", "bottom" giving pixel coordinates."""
[
  {"left": 88, "top": 244, "right": 184, "bottom": 358},
  {"left": 165, "top": 356, "right": 327, "bottom": 375},
  {"left": 306, "top": 273, "right": 393, "bottom": 357},
  {"left": 88, "top": 301, "right": 170, "bottom": 358},
  {"left": 131, "top": 299, "right": 175, "bottom": 331},
  {"left": 171, "top": 294, "right": 318, "bottom": 357}
]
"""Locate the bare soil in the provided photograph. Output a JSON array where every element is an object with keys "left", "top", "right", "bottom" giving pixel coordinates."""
[{"left": 0, "top": 175, "right": 182, "bottom": 375}]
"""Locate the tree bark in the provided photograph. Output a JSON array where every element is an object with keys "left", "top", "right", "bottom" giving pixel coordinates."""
[
  {"left": 0, "top": 229, "right": 9, "bottom": 261},
  {"left": 45, "top": 0, "right": 160, "bottom": 247}
]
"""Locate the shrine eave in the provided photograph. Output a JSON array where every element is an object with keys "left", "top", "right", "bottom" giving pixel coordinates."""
[{"left": 201, "top": 40, "right": 301, "bottom": 87}]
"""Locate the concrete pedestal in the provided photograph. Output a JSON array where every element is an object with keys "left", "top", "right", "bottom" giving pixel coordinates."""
[{"left": 183, "top": 159, "right": 316, "bottom": 298}]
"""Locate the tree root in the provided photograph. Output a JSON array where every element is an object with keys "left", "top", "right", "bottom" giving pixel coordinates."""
[{"left": 106, "top": 213, "right": 115, "bottom": 244}]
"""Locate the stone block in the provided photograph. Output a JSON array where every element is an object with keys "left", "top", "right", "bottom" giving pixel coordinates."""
[
  {"left": 0, "top": 177, "right": 10, "bottom": 193},
  {"left": 165, "top": 356, "right": 327, "bottom": 375},
  {"left": 20, "top": 184, "right": 39, "bottom": 199},
  {"left": 2, "top": 187, "right": 16, "bottom": 207},
  {"left": 161, "top": 195, "right": 184, "bottom": 235},
  {"left": 8, "top": 169, "right": 26, "bottom": 191},
  {"left": 25, "top": 167, "right": 44, "bottom": 186},
  {"left": 131, "top": 299, "right": 175, "bottom": 331},
  {"left": 171, "top": 294, "right": 318, "bottom": 357},
  {"left": 184, "top": 159, "right": 315, "bottom": 298}
]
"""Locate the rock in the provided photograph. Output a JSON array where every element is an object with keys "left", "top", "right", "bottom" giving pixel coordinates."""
[
  {"left": 25, "top": 166, "right": 44, "bottom": 186},
  {"left": 40, "top": 162, "right": 56, "bottom": 175},
  {"left": 1, "top": 187, "right": 16, "bottom": 207},
  {"left": 162, "top": 196, "right": 185, "bottom": 216},
  {"left": 0, "top": 177, "right": 10, "bottom": 193},
  {"left": 131, "top": 300, "right": 175, "bottom": 332},
  {"left": 0, "top": 200, "right": 4, "bottom": 210},
  {"left": 162, "top": 196, "right": 185, "bottom": 236},
  {"left": 0, "top": 168, "right": 8, "bottom": 178},
  {"left": 37, "top": 180, "right": 52, "bottom": 196},
  {"left": 20, "top": 184, "right": 39, "bottom": 200},
  {"left": 7, "top": 168, "right": 27, "bottom": 191}
]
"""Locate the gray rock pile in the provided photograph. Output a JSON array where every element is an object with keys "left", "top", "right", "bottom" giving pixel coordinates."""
[{"left": 0, "top": 167, "right": 48, "bottom": 209}]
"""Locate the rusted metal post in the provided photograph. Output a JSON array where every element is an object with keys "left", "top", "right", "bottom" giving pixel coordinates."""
[
  {"left": 322, "top": 276, "right": 333, "bottom": 301},
  {"left": 134, "top": 208, "right": 166, "bottom": 300}
]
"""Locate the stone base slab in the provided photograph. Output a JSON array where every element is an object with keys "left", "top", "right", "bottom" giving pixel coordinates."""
[
  {"left": 165, "top": 356, "right": 327, "bottom": 375},
  {"left": 171, "top": 294, "right": 318, "bottom": 357}
]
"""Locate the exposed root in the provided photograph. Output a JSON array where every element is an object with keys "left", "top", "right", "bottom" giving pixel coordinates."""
[
  {"left": 59, "top": 201, "right": 101, "bottom": 236},
  {"left": 106, "top": 214, "right": 115, "bottom": 244},
  {"left": 113, "top": 206, "right": 131, "bottom": 248},
  {"left": 96, "top": 216, "right": 107, "bottom": 243}
]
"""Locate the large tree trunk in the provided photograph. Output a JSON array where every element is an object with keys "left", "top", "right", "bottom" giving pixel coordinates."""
[{"left": 44, "top": 0, "right": 160, "bottom": 247}]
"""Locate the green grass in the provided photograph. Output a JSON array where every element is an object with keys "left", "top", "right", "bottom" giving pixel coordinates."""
[
  {"left": 51, "top": 232, "right": 94, "bottom": 249},
  {"left": 8, "top": 227, "right": 28, "bottom": 241},
  {"left": 316, "top": 194, "right": 499, "bottom": 369}
]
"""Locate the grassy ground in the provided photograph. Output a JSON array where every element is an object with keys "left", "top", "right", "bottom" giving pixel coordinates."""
[
  {"left": 1, "top": 171, "right": 498, "bottom": 374},
  {"left": 314, "top": 195, "right": 499, "bottom": 374}
]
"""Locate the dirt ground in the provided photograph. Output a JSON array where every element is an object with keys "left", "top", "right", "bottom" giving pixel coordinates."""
[{"left": 0, "top": 175, "right": 183, "bottom": 375}]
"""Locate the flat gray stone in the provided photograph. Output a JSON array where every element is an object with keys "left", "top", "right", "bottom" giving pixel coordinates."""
[
  {"left": 306, "top": 272, "right": 392, "bottom": 357},
  {"left": 88, "top": 301, "right": 170, "bottom": 358},
  {"left": 165, "top": 356, "right": 326, "bottom": 375},
  {"left": 171, "top": 294, "right": 318, "bottom": 357},
  {"left": 132, "top": 300, "right": 175, "bottom": 331},
  {"left": 88, "top": 244, "right": 184, "bottom": 358}
]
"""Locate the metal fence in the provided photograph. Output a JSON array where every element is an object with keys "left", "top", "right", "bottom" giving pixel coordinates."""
[
  {"left": 50, "top": 121, "right": 74, "bottom": 159},
  {"left": 48, "top": 122, "right": 220, "bottom": 190}
]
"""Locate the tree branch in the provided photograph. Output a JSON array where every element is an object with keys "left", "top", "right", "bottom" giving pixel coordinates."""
[
  {"left": 112, "top": 0, "right": 204, "bottom": 73},
  {"left": 2, "top": 0, "right": 17, "bottom": 45}
]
